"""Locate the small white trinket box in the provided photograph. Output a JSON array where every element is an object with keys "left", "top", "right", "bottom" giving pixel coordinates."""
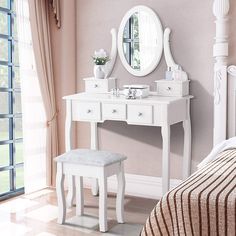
[{"left": 123, "top": 84, "right": 150, "bottom": 98}]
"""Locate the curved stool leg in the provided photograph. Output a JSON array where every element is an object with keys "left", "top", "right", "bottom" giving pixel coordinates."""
[
  {"left": 116, "top": 162, "right": 125, "bottom": 223},
  {"left": 91, "top": 178, "right": 99, "bottom": 196},
  {"left": 76, "top": 176, "right": 84, "bottom": 216},
  {"left": 66, "top": 175, "right": 75, "bottom": 207},
  {"left": 99, "top": 174, "right": 108, "bottom": 232},
  {"left": 56, "top": 163, "right": 66, "bottom": 224}
]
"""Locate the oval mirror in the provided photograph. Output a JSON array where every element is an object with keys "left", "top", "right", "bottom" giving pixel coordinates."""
[{"left": 118, "top": 6, "right": 163, "bottom": 77}]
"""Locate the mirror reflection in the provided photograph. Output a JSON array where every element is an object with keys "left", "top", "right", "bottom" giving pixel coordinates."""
[{"left": 122, "top": 11, "right": 159, "bottom": 71}]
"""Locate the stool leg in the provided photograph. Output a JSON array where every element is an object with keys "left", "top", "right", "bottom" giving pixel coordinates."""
[
  {"left": 99, "top": 175, "right": 108, "bottom": 232},
  {"left": 76, "top": 176, "right": 84, "bottom": 216},
  {"left": 66, "top": 175, "right": 75, "bottom": 208},
  {"left": 91, "top": 178, "right": 99, "bottom": 196},
  {"left": 56, "top": 163, "right": 66, "bottom": 224},
  {"left": 116, "top": 162, "right": 125, "bottom": 223}
]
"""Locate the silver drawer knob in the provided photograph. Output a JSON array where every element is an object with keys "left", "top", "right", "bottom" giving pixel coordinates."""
[
  {"left": 112, "top": 109, "right": 117, "bottom": 113},
  {"left": 87, "top": 109, "right": 92, "bottom": 113},
  {"left": 94, "top": 84, "right": 98, "bottom": 88},
  {"left": 138, "top": 112, "right": 143, "bottom": 117},
  {"left": 166, "top": 87, "right": 171, "bottom": 91}
]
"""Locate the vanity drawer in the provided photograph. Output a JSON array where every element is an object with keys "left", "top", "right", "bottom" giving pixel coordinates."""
[
  {"left": 102, "top": 103, "right": 126, "bottom": 120},
  {"left": 155, "top": 80, "right": 189, "bottom": 97},
  {"left": 72, "top": 101, "right": 101, "bottom": 121},
  {"left": 157, "top": 83, "right": 181, "bottom": 96},
  {"left": 127, "top": 105, "right": 153, "bottom": 125},
  {"left": 84, "top": 77, "right": 116, "bottom": 93}
]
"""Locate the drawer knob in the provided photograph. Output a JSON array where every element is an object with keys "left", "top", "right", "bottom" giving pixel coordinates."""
[
  {"left": 87, "top": 109, "right": 92, "bottom": 113},
  {"left": 138, "top": 112, "right": 143, "bottom": 117},
  {"left": 112, "top": 109, "right": 117, "bottom": 113},
  {"left": 94, "top": 84, "right": 98, "bottom": 88},
  {"left": 166, "top": 87, "right": 171, "bottom": 91}
]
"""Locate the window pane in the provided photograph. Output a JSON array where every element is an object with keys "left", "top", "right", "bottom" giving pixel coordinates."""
[
  {"left": 0, "top": 65, "right": 8, "bottom": 88},
  {"left": 0, "top": 92, "right": 9, "bottom": 114},
  {"left": 16, "top": 167, "right": 24, "bottom": 189},
  {"left": 0, "top": 118, "right": 9, "bottom": 141},
  {"left": 123, "top": 22, "right": 130, "bottom": 39},
  {"left": 13, "top": 66, "right": 20, "bottom": 88},
  {"left": 0, "top": 11, "right": 8, "bottom": 35},
  {"left": 13, "top": 42, "right": 19, "bottom": 66},
  {"left": 0, "top": 144, "right": 9, "bottom": 167},
  {"left": 0, "top": 38, "right": 9, "bottom": 61},
  {"left": 14, "top": 92, "right": 22, "bottom": 114},
  {"left": 123, "top": 43, "right": 130, "bottom": 63},
  {"left": 0, "top": 0, "right": 8, "bottom": 9},
  {"left": 0, "top": 170, "right": 10, "bottom": 194},
  {"left": 132, "top": 43, "right": 140, "bottom": 70},
  {"left": 132, "top": 13, "right": 139, "bottom": 39},
  {"left": 11, "top": 0, "right": 16, "bottom": 12},
  {"left": 15, "top": 118, "right": 22, "bottom": 139},
  {"left": 15, "top": 142, "right": 23, "bottom": 164}
]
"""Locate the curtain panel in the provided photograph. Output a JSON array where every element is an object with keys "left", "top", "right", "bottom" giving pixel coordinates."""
[
  {"left": 28, "top": 0, "right": 59, "bottom": 186},
  {"left": 50, "top": 0, "right": 61, "bottom": 28}
]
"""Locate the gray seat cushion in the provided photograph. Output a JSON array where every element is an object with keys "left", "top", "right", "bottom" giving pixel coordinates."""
[{"left": 54, "top": 149, "right": 127, "bottom": 167}]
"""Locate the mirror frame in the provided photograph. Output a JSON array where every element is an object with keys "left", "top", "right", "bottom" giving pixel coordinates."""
[{"left": 118, "top": 5, "right": 163, "bottom": 77}]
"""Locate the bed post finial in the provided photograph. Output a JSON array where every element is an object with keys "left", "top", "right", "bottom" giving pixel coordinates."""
[
  {"left": 213, "top": 0, "right": 230, "bottom": 146},
  {"left": 213, "top": 0, "right": 229, "bottom": 18}
]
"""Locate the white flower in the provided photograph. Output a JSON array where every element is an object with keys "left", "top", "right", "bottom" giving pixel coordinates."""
[{"left": 94, "top": 49, "right": 108, "bottom": 58}]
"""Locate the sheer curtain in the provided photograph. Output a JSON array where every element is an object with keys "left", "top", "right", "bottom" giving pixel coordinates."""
[{"left": 16, "top": 0, "right": 47, "bottom": 193}]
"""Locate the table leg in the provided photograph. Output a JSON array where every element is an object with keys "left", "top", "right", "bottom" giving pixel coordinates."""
[
  {"left": 183, "top": 99, "right": 192, "bottom": 179},
  {"left": 161, "top": 124, "right": 170, "bottom": 195},
  {"left": 91, "top": 122, "right": 99, "bottom": 196},
  {"left": 65, "top": 100, "right": 75, "bottom": 207}
]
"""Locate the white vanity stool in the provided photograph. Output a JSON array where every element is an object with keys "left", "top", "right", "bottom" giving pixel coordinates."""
[{"left": 55, "top": 149, "right": 127, "bottom": 232}]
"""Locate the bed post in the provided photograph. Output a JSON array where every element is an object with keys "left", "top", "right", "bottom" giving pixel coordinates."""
[{"left": 213, "top": 0, "right": 230, "bottom": 146}]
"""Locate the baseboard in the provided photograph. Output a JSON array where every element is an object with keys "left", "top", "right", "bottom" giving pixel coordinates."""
[{"left": 83, "top": 174, "right": 182, "bottom": 200}]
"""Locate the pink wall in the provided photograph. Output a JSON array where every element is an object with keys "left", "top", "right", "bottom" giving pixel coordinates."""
[
  {"left": 50, "top": 0, "right": 236, "bottom": 180},
  {"left": 50, "top": 0, "right": 77, "bottom": 158}
]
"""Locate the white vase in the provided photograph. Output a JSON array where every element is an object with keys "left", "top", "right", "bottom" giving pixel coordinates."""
[{"left": 94, "top": 65, "right": 105, "bottom": 79}]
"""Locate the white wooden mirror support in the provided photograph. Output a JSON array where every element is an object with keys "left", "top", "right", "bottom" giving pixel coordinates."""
[
  {"left": 163, "top": 28, "right": 178, "bottom": 70},
  {"left": 104, "top": 28, "right": 117, "bottom": 78},
  {"left": 118, "top": 5, "right": 163, "bottom": 77}
]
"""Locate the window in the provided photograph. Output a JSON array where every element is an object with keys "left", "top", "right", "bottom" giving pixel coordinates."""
[{"left": 0, "top": 0, "right": 24, "bottom": 200}]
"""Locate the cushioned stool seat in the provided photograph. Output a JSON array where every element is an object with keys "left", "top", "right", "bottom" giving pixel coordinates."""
[
  {"left": 55, "top": 149, "right": 127, "bottom": 166},
  {"left": 55, "top": 149, "right": 127, "bottom": 232}
]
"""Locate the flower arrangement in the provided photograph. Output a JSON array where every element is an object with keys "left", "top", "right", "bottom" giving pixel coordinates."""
[{"left": 93, "top": 49, "right": 109, "bottom": 65}]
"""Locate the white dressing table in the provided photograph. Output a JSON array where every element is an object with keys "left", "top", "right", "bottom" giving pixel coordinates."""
[{"left": 63, "top": 92, "right": 192, "bottom": 203}]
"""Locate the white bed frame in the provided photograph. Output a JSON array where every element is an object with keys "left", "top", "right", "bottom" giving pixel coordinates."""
[
  {"left": 227, "top": 66, "right": 236, "bottom": 137},
  {"left": 213, "top": 0, "right": 236, "bottom": 145}
]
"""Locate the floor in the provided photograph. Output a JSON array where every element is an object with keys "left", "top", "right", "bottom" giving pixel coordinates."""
[{"left": 0, "top": 188, "right": 157, "bottom": 236}]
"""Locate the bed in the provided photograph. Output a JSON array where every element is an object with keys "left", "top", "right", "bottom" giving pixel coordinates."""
[
  {"left": 141, "top": 149, "right": 236, "bottom": 236},
  {"left": 141, "top": 0, "right": 236, "bottom": 235}
]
